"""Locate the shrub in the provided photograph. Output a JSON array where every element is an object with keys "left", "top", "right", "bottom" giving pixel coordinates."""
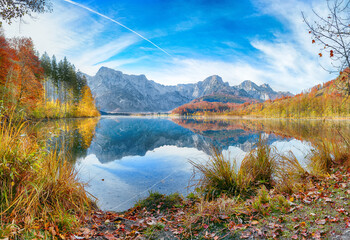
[
  {"left": 251, "top": 186, "right": 271, "bottom": 216},
  {"left": 250, "top": 186, "right": 290, "bottom": 216}
]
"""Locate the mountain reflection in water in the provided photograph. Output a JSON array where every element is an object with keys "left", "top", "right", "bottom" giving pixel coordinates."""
[
  {"left": 87, "top": 117, "right": 288, "bottom": 163},
  {"left": 75, "top": 117, "right": 317, "bottom": 211},
  {"left": 37, "top": 117, "right": 349, "bottom": 211}
]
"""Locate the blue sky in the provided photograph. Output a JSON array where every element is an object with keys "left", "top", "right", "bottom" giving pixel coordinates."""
[{"left": 3, "top": 0, "right": 336, "bottom": 93}]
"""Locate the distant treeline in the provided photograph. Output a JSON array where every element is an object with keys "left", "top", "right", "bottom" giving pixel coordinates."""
[{"left": 172, "top": 72, "right": 350, "bottom": 118}]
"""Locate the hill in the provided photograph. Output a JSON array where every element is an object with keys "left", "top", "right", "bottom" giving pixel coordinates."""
[{"left": 172, "top": 71, "right": 350, "bottom": 118}]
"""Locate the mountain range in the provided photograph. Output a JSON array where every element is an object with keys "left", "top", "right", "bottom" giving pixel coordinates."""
[{"left": 86, "top": 67, "right": 292, "bottom": 113}]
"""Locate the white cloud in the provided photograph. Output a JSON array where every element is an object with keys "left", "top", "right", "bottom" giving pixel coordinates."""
[
  {"left": 3, "top": 1, "right": 104, "bottom": 59},
  {"left": 80, "top": 57, "right": 146, "bottom": 76},
  {"left": 2, "top": 0, "right": 140, "bottom": 74},
  {"left": 71, "top": 34, "right": 140, "bottom": 74},
  {"left": 118, "top": 0, "right": 337, "bottom": 93},
  {"left": 1, "top": 0, "right": 338, "bottom": 94}
]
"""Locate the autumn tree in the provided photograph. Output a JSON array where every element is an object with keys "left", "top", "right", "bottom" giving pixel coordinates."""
[
  {"left": 0, "top": 29, "right": 11, "bottom": 85},
  {"left": 0, "top": 0, "right": 52, "bottom": 24},
  {"left": 303, "top": 0, "right": 350, "bottom": 95},
  {"left": 77, "top": 85, "right": 99, "bottom": 117},
  {"left": 9, "top": 37, "right": 44, "bottom": 110}
]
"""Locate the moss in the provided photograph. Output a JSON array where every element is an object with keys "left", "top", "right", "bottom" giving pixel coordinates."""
[{"left": 135, "top": 191, "right": 183, "bottom": 212}]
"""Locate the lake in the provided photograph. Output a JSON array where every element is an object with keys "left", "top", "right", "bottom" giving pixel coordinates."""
[{"left": 36, "top": 117, "right": 350, "bottom": 211}]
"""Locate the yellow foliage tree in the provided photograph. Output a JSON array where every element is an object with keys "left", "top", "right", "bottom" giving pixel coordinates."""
[{"left": 76, "top": 86, "right": 100, "bottom": 117}]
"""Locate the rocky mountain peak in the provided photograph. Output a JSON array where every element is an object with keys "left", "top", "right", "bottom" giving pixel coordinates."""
[
  {"left": 260, "top": 83, "right": 272, "bottom": 90},
  {"left": 87, "top": 67, "right": 293, "bottom": 113},
  {"left": 97, "top": 66, "right": 121, "bottom": 75},
  {"left": 239, "top": 80, "right": 258, "bottom": 91},
  {"left": 203, "top": 75, "right": 224, "bottom": 85}
]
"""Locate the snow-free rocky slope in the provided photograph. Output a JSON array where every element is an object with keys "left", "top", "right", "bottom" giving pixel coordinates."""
[{"left": 87, "top": 67, "right": 292, "bottom": 113}]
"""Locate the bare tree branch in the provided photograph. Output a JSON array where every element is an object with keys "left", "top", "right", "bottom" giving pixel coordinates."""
[
  {"left": 303, "top": 0, "right": 350, "bottom": 96},
  {"left": 0, "top": 0, "right": 52, "bottom": 24}
]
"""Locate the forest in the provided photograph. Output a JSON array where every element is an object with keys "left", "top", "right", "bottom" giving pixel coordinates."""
[
  {"left": 0, "top": 28, "right": 99, "bottom": 119},
  {"left": 172, "top": 70, "right": 350, "bottom": 118}
]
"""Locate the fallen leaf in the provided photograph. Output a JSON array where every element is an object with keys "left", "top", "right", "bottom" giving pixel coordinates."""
[
  {"left": 323, "top": 197, "right": 333, "bottom": 203},
  {"left": 73, "top": 236, "right": 85, "bottom": 240},
  {"left": 337, "top": 208, "right": 346, "bottom": 213},
  {"left": 315, "top": 219, "right": 326, "bottom": 225},
  {"left": 313, "top": 230, "right": 321, "bottom": 239},
  {"left": 104, "top": 233, "right": 118, "bottom": 240},
  {"left": 330, "top": 217, "right": 339, "bottom": 223},
  {"left": 219, "top": 214, "right": 230, "bottom": 220},
  {"left": 240, "top": 231, "right": 251, "bottom": 239}
]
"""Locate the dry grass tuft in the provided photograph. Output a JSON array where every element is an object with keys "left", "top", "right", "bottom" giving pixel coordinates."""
[
  {"left": 0, "top": 114, "right": 93, "bottom": 238},
  {"left": 275, "top": 151, "right": 309, "bottom": 194},
  {"left": 190, "top": 148, "right": 249, "bottom": 199},
  {"left": 240, "top": 136, "right": 277, "bottom": 188}
]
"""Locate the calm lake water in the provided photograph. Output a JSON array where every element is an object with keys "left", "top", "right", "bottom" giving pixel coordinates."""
[{"left": 36, "top": 117, "right": 350, "bottom": 211}]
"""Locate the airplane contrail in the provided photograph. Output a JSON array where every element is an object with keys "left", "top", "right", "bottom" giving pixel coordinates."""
[{"left": 62, "top": 0, "right": 171, "bottom": 57}]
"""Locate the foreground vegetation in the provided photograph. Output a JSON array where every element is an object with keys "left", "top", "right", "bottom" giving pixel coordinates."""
[
  {"left": 74, "top": 130, "right": 350, "bottom": 239},
  {"left": 0, "top": 24, "right": 100, "bottom": 238},
  {"left": 0, "top": 113, "right": 96, "bottom": 239}
]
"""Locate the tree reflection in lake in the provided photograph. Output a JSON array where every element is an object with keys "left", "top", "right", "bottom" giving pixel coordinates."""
[
  {"left": 75, "top": 117, "right": 313, "bottom": 211},
  {"left": 34, "top": 118, "right": 99, "bottom": 161},
  {"left": 35, "top": 116, "right": 350, "bottom": 211}
]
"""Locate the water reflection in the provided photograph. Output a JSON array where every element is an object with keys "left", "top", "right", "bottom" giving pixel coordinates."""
[
  {"left": 34, "top": 118, "right": 99, "bottom": 161},
  {"left": 76, "top": 117, "right": 311, "bottom": 211},
  {"left": 87, "top": 117, "right": 288, "bottom": 163},
  {"left": 35, "top": 116, "right": 350, "bottom": 211}
]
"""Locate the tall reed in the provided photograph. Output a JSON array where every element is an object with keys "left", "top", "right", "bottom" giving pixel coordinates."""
[
  {"left": 190, "top": 148, "right": 249, "bottom": 199},
  {"left": 275, "top": 151, "right": 308, "bottom": 194},
  {"left": 0, "top": 113, "right": 93, "bottom": 238},
  {"left": 240, "top": 136, "right": 277, "bottom": 188},
  {"left": 191, "top": 137, "right": 278, "bottom": 199}
]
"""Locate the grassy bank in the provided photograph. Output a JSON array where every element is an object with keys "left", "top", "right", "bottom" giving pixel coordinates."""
[
  {"left": 74, "top": 133, "right": 350, "bottom": 239},
  {"left": 0, "top": 114, "right": 94, "bottom": 239}
]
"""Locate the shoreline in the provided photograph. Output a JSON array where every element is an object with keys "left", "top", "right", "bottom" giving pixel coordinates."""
[
  {"left": 75, "top": 166, "right": 350, "bottom": 239},
  {"left": 100, "top": 112, "right": 350, "bottom": 121}
]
